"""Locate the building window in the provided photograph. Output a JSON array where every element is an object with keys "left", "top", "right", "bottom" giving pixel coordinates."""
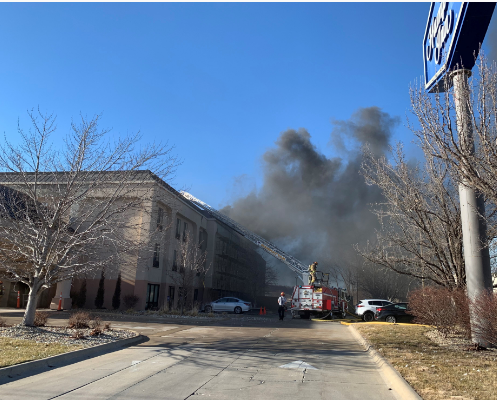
[
  {"left": 172, "top": 250, "right": 177, "bottom": 271},
  {"left": 176, "top": 218, "right": 181, "bottom": 239},
  {"left": 178, "top": 287, "right": 184, "bottom": 307},
  {"left": 168, "top": 286, "right": 175, "bottom": 309},
  {"left": 157, "top": 207, "right": 164, "bottom": 231},
  {"left": 183, "top": 222, "right": 188, "bottom": 242},
  {"left": 152, "top": 243, "right": 160, "bottom": 268},
  {"left": 146, "top": 284, "right": 160, "bottom": 310}
]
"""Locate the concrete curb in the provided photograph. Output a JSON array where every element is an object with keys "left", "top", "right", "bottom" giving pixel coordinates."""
[
  {"left": 311, "top": 318, "right": 362, "bottom": 323},
  {"left": 348, "top": 324, "right": 422, "bottom": 400},
  {"left": 0, "top": 333, "right": 143, "bottom": 379}
]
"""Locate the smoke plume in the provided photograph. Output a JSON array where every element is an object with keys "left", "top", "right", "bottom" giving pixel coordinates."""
[{"left": 221, "top": 107, "right": 399, "bottom": 285}]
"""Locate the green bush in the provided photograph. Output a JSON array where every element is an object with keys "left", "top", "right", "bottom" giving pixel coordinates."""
[
  {"left": 94, "top": 271, "right": 105, "bottom": 309},
  {"left": 123, "top": 294, "right": 139, "bottom": 309},
  {"left": 112, "top": 273, "right": 121, "bottom": 310},
  {"left": 76, "top": 280, "right": 87, "bottom": 309}
]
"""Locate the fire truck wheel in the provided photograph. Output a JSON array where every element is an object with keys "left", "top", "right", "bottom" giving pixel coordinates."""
[{"left": 363, "top": 312, "right": 374, "bottom": 322}]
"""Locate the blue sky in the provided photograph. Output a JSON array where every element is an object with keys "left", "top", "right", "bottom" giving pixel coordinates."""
[{"left": 0, "top": 2, "right": 493, "bottom": 208}]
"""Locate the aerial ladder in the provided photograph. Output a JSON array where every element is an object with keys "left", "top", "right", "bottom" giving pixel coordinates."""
[
  {"left": 180, "top": 191, "right": 349, "bottom": 319},
  {"left": 181, "top": 191, "right": 309, "bottom": 283}
]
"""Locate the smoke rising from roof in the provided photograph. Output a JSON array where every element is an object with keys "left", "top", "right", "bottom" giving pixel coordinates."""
[{"left": 221, "top": 107, "right": 399, "bottom": 285}]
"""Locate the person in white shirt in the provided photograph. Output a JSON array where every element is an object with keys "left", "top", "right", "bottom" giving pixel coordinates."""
[{"left": 278, "top": 292, "right": 286, "bottom": 320}]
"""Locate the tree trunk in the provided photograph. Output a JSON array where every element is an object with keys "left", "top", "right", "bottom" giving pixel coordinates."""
[{"left": 21, "top": 280, "right": 41, "bottom": 326}]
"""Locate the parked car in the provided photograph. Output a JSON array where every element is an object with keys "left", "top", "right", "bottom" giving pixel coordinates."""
[
  {"left": 204, "top": 297, "right": 252, "bottom": 314},
  {"left": 355, "top": 299, "right": 393, "bottom": 322},
  {"left": 374, "top": 302, "right": 414, "bottom": 323}
]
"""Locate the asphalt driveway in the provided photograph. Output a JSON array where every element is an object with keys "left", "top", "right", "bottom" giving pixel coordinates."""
[{"left": 0, "top": 310, "right": 396, "bottom": 400}]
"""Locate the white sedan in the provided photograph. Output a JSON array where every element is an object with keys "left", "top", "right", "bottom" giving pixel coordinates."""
[{"left": 204, "top": 297, "right": 251, "bottom": 314}]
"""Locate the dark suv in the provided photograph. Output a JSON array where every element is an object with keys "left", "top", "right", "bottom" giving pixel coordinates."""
[{"left": 374, "top": 302, "right": 414, "bottom": 323}]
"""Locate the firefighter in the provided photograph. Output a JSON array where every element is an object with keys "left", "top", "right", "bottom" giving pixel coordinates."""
[
  {"left": 308, "top": 261, "right": 318, "bottom": 284},
  {"left": 278, "top": 292, "right": 286, "bottom": 320}
]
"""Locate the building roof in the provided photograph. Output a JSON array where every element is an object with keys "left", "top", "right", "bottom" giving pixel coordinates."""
[{"left": 0, "top": 170, "right": 217, "bottom": 221}]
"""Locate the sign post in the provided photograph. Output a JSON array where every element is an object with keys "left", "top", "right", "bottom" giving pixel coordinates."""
[
  {"left": 452, "top": 69, "right": 493, "bottom": 347},
  {"left": 423, "top": 2, "right": 496, "bottom": 346}
]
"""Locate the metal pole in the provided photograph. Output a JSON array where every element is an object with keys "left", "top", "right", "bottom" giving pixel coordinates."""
[{"left": 451, "top": 69, "right": 493, "bottom": 346}]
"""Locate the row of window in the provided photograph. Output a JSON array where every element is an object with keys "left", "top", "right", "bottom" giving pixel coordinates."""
[
  {"left": 146, "top": 283, "right": 200, "bottom": 310},
  {"left": 153, "top": 208, "right": 207, "bottom": 270},
  {"left": 152, "top": 245, "right": 195, "bottom": 272},
  {"left": 157, "top": 205, "right": 207, "bottom": 243}
]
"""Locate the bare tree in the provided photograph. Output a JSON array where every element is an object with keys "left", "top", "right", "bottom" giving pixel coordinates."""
[
  {"left": 0, "top": 109, "right": 178, "bottom": 326},
  {"left": 357, "top": 261, "right": 419, "bottom": 301},
  {"left": 358, "top": 143, "right": 479, "bottom": 289},
  {"left": 410, "top": 55, "right": 497, "bottom": 218},
  {"left": 265, "top": 263, "right": 278, "bottom": 287},
  {"left": 170, "top": 231, "right": 209, "bottom": 315},
  {"left": 328, "top": 258, "right": 417, "bottom": 304}
]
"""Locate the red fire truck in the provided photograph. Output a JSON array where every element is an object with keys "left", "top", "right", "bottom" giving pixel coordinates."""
[{"left": 290, "top": 272, "right": 348, "bottom": 319}]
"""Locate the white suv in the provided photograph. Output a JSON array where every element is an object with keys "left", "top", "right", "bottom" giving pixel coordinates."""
[{"left": 355, "top": 299, "right": 392, "bottom": 322}]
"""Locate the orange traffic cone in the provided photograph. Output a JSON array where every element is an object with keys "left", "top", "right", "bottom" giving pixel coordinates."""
[
  {"left": 57, "top": 292, "right": 62, "bottom": 311},
  {"left": 16, "top": 291, "right": 20, "bottom": 308},
  {"left": 259, "top": 307, "right": 263, "bottom": 315},
  {"left": 263, "top": 307, "right": 266, "bottom": 315}
]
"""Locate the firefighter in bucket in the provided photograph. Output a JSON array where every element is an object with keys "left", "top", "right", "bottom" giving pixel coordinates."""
[{"left": 308, "top": 262, "right": 318, "bottom": 285}]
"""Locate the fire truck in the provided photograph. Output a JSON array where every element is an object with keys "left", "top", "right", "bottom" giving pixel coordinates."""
[
  {"left": 181, "top": 191, "right": 350, "bottom": 318},
  {"left": 290, "top": 271, "right": 348, "bottom": 319}
]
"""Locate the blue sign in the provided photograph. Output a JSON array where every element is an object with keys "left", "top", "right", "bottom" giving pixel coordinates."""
[{"left": 423, "top": 2, "right": 496, "bottom": 92}]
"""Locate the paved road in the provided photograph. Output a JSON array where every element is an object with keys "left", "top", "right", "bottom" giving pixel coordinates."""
[{"left": 0, "top": 312, "right": 396, "bottom": 400}]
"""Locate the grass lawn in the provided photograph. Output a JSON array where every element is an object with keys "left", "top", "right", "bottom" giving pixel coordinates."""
[
  {"left": 0, "top": 337, "right": 83, "bottom": 368},
  {"left": 355, "top": 324, "right": 497, "bottom": 400}
]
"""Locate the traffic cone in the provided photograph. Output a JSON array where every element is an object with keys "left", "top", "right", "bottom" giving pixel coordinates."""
[
  {"left": 57, "top": 292, "right": 62, "bottom": 311},
  {"left": 16, "top": 291, "right": 20, "bottom": 308},
  {"left": 263, "top": 307, "right": 266, "bottom": 315},
  {"left": 259, "top": 307, "right": 263, "bottom": 315}
]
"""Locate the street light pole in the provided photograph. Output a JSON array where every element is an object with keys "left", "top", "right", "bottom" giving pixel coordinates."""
[{"left": 452, "top": 69, "right": 493, "bottom": 346}]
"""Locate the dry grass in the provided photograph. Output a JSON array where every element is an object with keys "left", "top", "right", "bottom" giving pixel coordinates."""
[
  {"left": 356, "top": 324, "right": 497, "bottom": 400},
  {"left": 0, "top": 337, "right": 83, "bottom": 368}
]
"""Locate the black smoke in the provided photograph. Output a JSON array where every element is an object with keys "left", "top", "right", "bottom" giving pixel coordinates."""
[{"left": 221, "top": 107, "right": 399, "bottom": 285}]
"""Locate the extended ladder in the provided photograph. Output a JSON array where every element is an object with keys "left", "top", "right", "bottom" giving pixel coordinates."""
[{"left": 181, "top": 191, "right": 308, "bottom": 282}]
